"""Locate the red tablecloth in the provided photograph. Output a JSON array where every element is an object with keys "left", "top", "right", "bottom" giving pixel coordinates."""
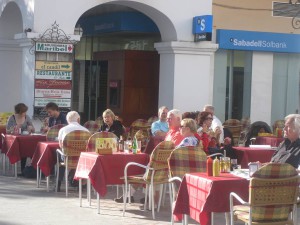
[
  {"left": 233, "top": 147, "right": 275, "bottom": 168},
  {"left": 173, "top": 172, "right": 249, "bottom": 225},
  {"left": 2, "top": 134, "right": 46, "bottom": 164},
  {"left": 74, "top": 152, "right": 149, "bottom": 197},
  {"left": 143, "top": 135, "right": 164, "bottom": 155},
  {"left": 31, "top": 141, "right": 60, "bottom": 177},
  {"left": 0, "top": 125, "right": 6, "bottom": 150},
  {"left": 255, "top": 136, "right": 284, "bottom": 147}
]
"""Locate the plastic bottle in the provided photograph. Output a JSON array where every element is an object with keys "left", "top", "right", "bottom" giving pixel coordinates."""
[
  {"left": 118, "top": 136, "right": 124, "bottom": 152},
  {"left": 207, "top": 157, "right": 213, "bottom": 176},
  {"left": 213, "top": 158, "right": 220, "bottom": 177}
]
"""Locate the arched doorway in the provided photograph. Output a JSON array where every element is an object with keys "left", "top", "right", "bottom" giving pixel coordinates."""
[
  {"left": 0, "top": 2, "right": 23, "bottom": 112},
  {"left": 73, "top": 4, "right": 163, "bottom": 126}
]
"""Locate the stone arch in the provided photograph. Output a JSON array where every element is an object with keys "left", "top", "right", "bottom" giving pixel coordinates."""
[
  {"left": 0, "top": 1, "right": 23, "bottom": 38},
  {"left": 70, "top": 0, "right": 177, "bottom": 42}
]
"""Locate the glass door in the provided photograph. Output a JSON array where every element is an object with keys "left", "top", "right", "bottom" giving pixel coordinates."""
[{"left": 84, "top": 60, "right": 108, "bottom": 120}]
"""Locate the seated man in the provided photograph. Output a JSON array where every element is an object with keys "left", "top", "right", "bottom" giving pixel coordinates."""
[
  {"left": 57, "top": 111, "right": 90, "bottom": 191},
  {"left": 271, "top": 114, "right": 300, "bottom": 168},
  {"left": 151, "top": 106, "right": 169, "bottom": 137},
  {"left": 42, "top": 102, "right": 68, "bottom": 133},
  {"left": 165, "top": 109, "right": 184, "bottom": 145}
]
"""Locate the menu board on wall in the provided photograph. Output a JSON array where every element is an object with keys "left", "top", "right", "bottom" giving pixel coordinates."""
[{"left": 34, "top": 42, "right": 73, "bottom": 119}]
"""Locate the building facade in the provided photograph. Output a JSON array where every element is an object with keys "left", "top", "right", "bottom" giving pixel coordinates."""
[{"left": 0, "top": 0, "right": 299, "bottom": 126}]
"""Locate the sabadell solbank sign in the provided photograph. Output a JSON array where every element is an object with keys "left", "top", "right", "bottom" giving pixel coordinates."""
[{"left": 35, "top": 42, "right": 73, "bottom": 53}]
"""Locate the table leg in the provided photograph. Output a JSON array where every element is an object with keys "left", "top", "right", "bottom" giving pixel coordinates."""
[
  {"left": 79, "top": 179, "right": 82, "bottom": 207},
  {"left": 37, "top": 166, "right": 40, "bottom": 188},
  {"left": 88, "top": 179, "right": 91, "bottom": 206},
  {"left": 211, "top": 212, "right": 214, "bottom": 225},
  {"left": 14, "top": 163, "right": 17, "bottom": 179},
  {"left": 46, "top": 176, "right": 49, "bottom": 192},
  {"left": 225, "top": 212, "right": 230, "bottom": 225},
  {"left": 97, "top": 193, "right": 100, "bottom": 214},
  {"left": 2, "top": 154, "right": 5, "bottom": 175}
]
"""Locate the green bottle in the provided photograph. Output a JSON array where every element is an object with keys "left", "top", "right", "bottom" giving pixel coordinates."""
[{"left": 132, "top": 137, "right": 137, "bottom": 154}]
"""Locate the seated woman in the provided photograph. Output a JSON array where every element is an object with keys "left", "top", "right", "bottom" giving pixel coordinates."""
[
  {"left": 99, "top": 109, "right": 124, "bottom": 138},
  {"left": 6, "top": 103, "right": 35, "bottom": 134},
  {"left": 197, "top": 111, "right": 221, "bottom": 154},
  {"left": 6, "top": 103, "right": 35, "bottom": 176},
  {"left": 177, "top": 118, "right": 199, "bottom": 147},
  {"left": 270, "top": 114, "right": 300, "bottom": 168}
]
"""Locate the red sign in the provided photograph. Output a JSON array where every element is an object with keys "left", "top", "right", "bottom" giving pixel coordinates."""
[{"left": 35, "top": 79, "right": 72, "bottom": 89}]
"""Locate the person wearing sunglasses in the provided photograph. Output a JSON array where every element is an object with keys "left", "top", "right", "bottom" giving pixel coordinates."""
[{"left": 177, "top": 118, "right": 201, "bottom": 147}]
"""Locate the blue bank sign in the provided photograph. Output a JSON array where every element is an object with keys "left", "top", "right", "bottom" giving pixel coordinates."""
[
  {"left": 193, "top": 15, "right": 213, "bottom": 42},
  {"left": 217, "top": 29, "right": 300, "bottom": 53}
]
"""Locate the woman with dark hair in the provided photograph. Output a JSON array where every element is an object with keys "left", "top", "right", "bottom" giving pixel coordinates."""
[
  {"left": 6, "top": 103, "right": 35, "bottom": 176},
  {"left": 6, "top": 103, "right": 35, "bottom": 134}
]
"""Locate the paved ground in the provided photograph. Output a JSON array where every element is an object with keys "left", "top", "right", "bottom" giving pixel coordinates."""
[{"left": 0, "top": 172, "right": 239, "bottom": 225}]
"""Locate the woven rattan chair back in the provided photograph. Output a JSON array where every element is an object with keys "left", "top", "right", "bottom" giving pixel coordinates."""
[
  {"left": 272, "top": 120, "right": 285, "bottom": 133},
  {"left": 83, "top": 120, "right": 100, "bottom": 134},
  {"left": 248, "top": 163, "right": 299, "bottom": 222},
  {"left": 168, "top": 146, "right": 206, "bottom": 179},
  {"left": 62, "top": 130, "right": 91, "bottom": 156},
  {"left": 46, "top": 124, "right": 65, "bottom": 141},
  {"left": 143, "top": 141, "right": 175, "bottom": 183},
  {"left": 130, "top": 119, "right": 150, "bottom": 140},
  {"left": 223, "top": 119, "right": 242, "bottom": 146},
  {"left": 95, "top": 117, "right": 104, "bottom": 127},
  {"left": 86, "top": 131, "right": 118, "bottom": 151},
  {"left": 134, "top": 129, "right": 150, "bottom": 149},
  {"left": 148, "top": 116, "right": 158, "bottom": 124}
]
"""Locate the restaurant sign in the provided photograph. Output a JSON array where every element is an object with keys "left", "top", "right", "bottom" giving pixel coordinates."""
[
  {"left": 35, "top": 70, "right": 72, "bottom": 80},
  {"left": 34, "top": 98, "right": 71, "bottom": 107},
  {"left": 35, "top": 42, "right": 74, "bottom": 53},
  {"left": 35, "top": 89, "right": 72, "bottom": 98},
  {"left": 35, "top": 79, "right": 72, "bottom": 89},
  {"left": 35, "top": 61, "right": 72, "bottom": 72}
]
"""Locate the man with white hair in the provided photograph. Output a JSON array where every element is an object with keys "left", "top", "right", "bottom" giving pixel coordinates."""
[
  {"left": 203, "top": 104, "right": 224, "bottom": 143},
  {"left": 56, "top": 111, "right": 89, "bottom": 191},
  {"left": 165, "top": 109, "right": 184, "bottom": 145},
  {"left": 271, "top": 114, "right": 300, "bottom": 168},
  {"left": 151, "top": 106, "right": 169, "bottom": 137},
  {"left": 57, "top": 111, "right": 89, "bottom": 148}
]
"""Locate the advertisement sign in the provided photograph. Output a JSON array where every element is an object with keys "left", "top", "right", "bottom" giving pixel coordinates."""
[
  {"left": 34, "top": 98, "right": 71, "bottom": 107},
  {"left": 217, "top": 29, "right": 300, "bottom": 53},
  {"left": 35, "top": 89, "right": 72, "bottom": 98},
  {"left": 35, "top": 61, "right": 72, "bottom": 72},
  {"left": 193, "top": 15, "right": 213, "bottom": 42},
  {"left": 35, "top": 70, "right": 72, "bottom": 80},
  {"left": 35, "top": 79, "right": 72, "bottom": 89},
  {"left": 35, "top": 42, "right": 74, "bottom": 53}
]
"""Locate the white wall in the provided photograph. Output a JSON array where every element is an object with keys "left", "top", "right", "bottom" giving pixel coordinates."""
[{"left": 250, "top": 52, "right": 273, "bottom": 125}]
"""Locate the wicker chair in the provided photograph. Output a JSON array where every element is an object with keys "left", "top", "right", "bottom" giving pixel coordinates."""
[
  {"left": 129, "top": 119, "right": 151, "bottom": 140},
  {"left": 134, "top": 129, "right": 150, "bottom": 150},
  {"left": 123, "top": 141, "right": 175, "bottom": 219},
  {"left": 56, "top": 130, "right": 91, "bottom": 197},
  {"left": 223, "top": 119, "right": 242, "bottom": 146},
  {"left": 238, "top": 117, "right": 251, "bottom": 146},
  {"left": 46, "top": 124, "right": 65, "bottom": 141},
  {"left": 168, "top": 146, "right": 207, "bottom": 225},
  {"left": 230, "top": 163, "right": 299, "bottom": 225},
  {"left": 83, "top": 120, "right": 100, "bottom": 134},
  {"left": 95, "top": 117, "right": 104, "bottom": 127},
  {"left": 273, "top": 119, "right": 285, "bottom": 135},
  {"left": 148, "top": 116, "right": 158, "bottom": 124}
]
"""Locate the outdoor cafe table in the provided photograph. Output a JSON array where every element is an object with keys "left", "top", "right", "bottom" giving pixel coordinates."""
[
  {"left": 74, "top": 152, "right": 150, "bottom": 197},
  {"left": 31, "top": 141, "right": 60, "bottom": 191},
  {"left": 173, "top": 172, "right": 249, "bottom": 225},
  {"left": 233, "top": 146, "right": 275, "bottom": 168},
  {"left": 255, "top": 136, "right": 284, "bottom": 147}
]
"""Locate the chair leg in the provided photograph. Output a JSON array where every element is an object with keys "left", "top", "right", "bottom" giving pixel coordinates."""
[
  {"left": 157, "top": 184, "right": 164, "bottom": 212},
  {"left": 225, "top": 212, "right": 230, "bottom": 225},
  {"left": 211, "top": 212, "right": 214, "bottom": 225},
  {"left": 65, "top": 166, "right": 68, "bottom": 197},
  {"left": 88, "top": 179, "right": 91, "bottom": 206},
  {"left": 151, "top": 184, "right": 155, "bottom": 219},
  {"left": 39, "top": 169, "right": 42, "bottom": 186},
  {"left": 55, "top": 162, "right": 59, "bottom": 192},
  {"left": 144, "top": 184, "right": 149, "bottom": 211},
  {"left": 122, "top": 181, "right": 128, "bottom": 216}
]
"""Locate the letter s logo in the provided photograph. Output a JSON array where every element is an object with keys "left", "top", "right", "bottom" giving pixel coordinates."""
[{"left": 200, "top": 19, "right": 206, "bottom": 31}]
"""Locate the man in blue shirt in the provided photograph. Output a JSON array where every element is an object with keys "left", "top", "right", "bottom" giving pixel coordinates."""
[
  {"left": 42, "top": 102, "right": 68, "bottom": 133},
  {"left": 151, "top": 106, "right": 169, "bottom": 137}
]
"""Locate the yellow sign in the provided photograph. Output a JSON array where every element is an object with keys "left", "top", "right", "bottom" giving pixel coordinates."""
[
  {"left": 35, "top": 61, "right": 72, "bottom": 72},
  {"left": 0, "top": 112, "right": 13, "bottom": 125},
  {"left": 95, "top": 138, "right": 117, "bottom": 154}
]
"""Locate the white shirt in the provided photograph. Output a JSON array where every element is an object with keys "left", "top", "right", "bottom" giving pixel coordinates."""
[
  {"left": 212, "top": 115, "right": 224, "bottom": 143},
  {"left": 57, "top": 122, "right": 90, "bottom": 143}
]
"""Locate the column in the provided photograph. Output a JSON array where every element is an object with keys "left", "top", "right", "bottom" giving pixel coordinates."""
[{"left": 155, "top": 41, "right": 218, "bottom": 112}]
